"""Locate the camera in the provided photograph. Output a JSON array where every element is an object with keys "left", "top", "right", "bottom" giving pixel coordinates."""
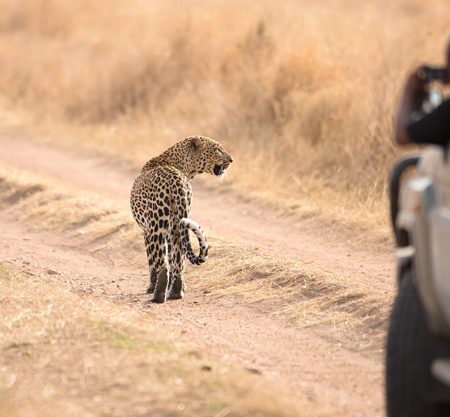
[{"left": 416, "top": 66, "right": 448, "bottom": 83}]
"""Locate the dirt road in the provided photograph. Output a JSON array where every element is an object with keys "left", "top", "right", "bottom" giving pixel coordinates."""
[{"left": 0, "top": 136, "right": 394, "bottom": 416}]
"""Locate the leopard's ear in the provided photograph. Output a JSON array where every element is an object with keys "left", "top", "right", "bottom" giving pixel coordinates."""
[{"left": 190, "top": 137, "right": 202, "bottom": 151}]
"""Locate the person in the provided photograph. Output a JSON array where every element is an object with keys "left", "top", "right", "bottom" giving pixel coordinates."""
[{"left": 395, "top": 40, "right": 450, "bottom": 146}]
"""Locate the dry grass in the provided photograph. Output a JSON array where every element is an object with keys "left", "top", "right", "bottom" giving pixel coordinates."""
[
  {"left": 1, "top": 262, "right": 339, "bottom": 417},
  {"left": 0, "top": 0, "right": 449, "bottom": 227}
]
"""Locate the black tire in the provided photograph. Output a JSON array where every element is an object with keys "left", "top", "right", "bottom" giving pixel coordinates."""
[{"left": 386, "top": 270, "right": 450, "bottom": 417}]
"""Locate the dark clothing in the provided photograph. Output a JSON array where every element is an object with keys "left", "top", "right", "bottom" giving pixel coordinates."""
[{"left": 407, "top": 100, "right": 450, "bottom": 145}]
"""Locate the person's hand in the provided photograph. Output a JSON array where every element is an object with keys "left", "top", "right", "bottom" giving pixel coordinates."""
[{"left": 405, "top": 67, "right": 429, "bottom": 96}]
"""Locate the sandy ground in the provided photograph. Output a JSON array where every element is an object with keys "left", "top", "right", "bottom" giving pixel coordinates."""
[{"left": 0, "top": 136, "right": 395, "bottom": 416}]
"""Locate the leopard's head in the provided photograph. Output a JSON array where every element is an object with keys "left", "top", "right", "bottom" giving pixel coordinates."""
[{"left": 182, "top": 136, "right": 233, "bottom": 178}]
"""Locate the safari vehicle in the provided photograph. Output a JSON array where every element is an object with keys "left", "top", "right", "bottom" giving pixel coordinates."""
[{"left": 386, "top": 145, "right": 450, "bottom": 417}]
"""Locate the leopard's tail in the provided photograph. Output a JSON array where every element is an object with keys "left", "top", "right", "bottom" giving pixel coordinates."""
[{"left": 180, "top": 218, "right": 208, "bottom": 265}]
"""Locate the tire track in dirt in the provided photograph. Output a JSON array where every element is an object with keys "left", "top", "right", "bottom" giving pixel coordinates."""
[{"left": 0, "top": 136, "right": 391, "bottom": 416}]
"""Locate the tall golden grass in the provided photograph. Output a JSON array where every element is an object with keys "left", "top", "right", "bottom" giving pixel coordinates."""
[{"left": 0, "top": 0, "right": 449, "bottom": 224}]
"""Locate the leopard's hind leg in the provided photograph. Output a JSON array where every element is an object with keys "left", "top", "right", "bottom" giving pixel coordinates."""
[
  {"left": 144, "top": 232, "right": 157, "bottom": 294},
  {"left": 151, "top": 267, "right": 168, "bottom": 303},
  {"left": 167, "top": 193, "right": 189, "bottom": 300},
  {"left": 167, "top": 234, "right": 186, "bottom": 300},
  {"left": 145, "top": 231, "right": 170, "bottom": 303}
]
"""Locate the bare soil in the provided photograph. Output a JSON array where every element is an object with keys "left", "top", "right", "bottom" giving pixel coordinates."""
[{"left": 0, "top": 136, "right": 395, "bottom": 416}]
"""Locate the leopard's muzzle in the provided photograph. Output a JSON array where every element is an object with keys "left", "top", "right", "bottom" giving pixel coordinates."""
[
  {"left": 214, "top": 164, "right": 224, "bottom": 176},
  {"left": 214, "top": 161, "right": 232, "bottom": 176}
]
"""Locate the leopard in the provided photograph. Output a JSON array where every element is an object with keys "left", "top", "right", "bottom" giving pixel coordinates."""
[{"left": 130, "top": 135, "right": 233, "bottom": 303}]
